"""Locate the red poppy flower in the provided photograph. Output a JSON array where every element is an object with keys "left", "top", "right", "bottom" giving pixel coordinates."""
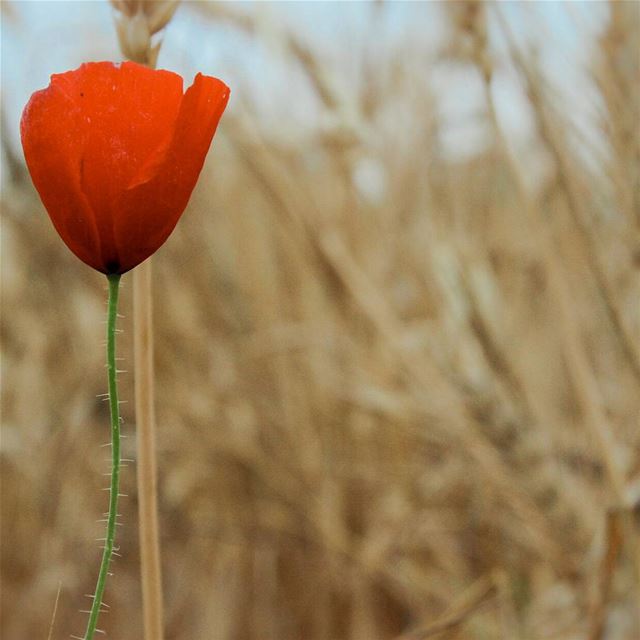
[{"left": 21, "top": 61, "right": 230, "bottom": 274}]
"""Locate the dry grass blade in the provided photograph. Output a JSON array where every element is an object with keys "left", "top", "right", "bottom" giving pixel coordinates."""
[
  {"left": 588, "top": 509, "right": 625, "bottom": 640},
  {"left": 46, "top": 582, "right": 63, "bottom": 640},
  {"left": 395, "top": 575, "right": 497, "bottom": 639}
]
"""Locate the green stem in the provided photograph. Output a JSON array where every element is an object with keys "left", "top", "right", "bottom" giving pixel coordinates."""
[{"left": 84, "top": 273, "right": 122, "bottom": 640}]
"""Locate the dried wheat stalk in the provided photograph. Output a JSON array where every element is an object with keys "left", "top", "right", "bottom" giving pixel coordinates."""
[
  {"left": 111, "top": 0, "right": 179, "bottom": 67},
  {"left": 109, "top": 2, "right": 181, "bottom": 640}
]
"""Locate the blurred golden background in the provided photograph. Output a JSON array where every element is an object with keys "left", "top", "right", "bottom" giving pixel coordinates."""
[{"left": 2, "top": 1, "right": 640, "bottom": 638}]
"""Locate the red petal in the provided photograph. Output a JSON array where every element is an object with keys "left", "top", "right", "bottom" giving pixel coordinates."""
[
  {"left": 21, "top": 73, "right": 103, "bottom": 270},
  {"left": 20, "top": 61, "right": 229, "bottom": 273},
  {"left": 112, "top": 73, "right": 230, "bottom": 272}
]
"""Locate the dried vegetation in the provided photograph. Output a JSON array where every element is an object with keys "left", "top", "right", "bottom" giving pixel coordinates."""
[{"left": 2, "top": 1, "right": 640, "bottom": 639}]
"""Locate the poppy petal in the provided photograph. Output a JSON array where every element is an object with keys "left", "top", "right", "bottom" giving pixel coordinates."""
[
  {"left": 21, "top": 81, "right": 104, "bottom": 271},
  {"left": 20, "top": 61, "right": 229, "bottom": 274},
  {"left": 112, "top": 73, "right": 230, "bottom": 273}
]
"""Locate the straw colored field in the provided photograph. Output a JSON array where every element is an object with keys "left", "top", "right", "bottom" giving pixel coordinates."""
[{"left": 2, "top": 2, "right": 639, "bottom": 639}]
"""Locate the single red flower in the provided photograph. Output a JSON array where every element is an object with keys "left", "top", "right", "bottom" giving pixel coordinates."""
[{"left": 21, "top": 61, "right": 230, "bottom": 274}]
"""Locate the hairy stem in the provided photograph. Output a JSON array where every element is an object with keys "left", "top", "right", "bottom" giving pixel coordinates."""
[{"left": 84, "top": 273, "right": 122, "bottom": 640}]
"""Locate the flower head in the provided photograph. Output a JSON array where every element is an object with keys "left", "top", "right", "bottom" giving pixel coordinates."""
[{"left": 21, "top": 61, "right": 230, "bottom": 274}]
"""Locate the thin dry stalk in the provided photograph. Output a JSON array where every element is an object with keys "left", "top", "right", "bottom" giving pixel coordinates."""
[
  {"left": 466, "top": 2, "right": 627, "bottom": 505},
  {"left": 489, "top": 6, "right": 640, "bottom": 608},
  {"left": 395, "top": 574, "right": 497, "bottom": 639},
  {"left": 133, "top": 261, "right": 164, "bottom": 640},
  {"left": 588, "top": 509, "right": 624, "bottom": 640},
  {"left": 109, "top": 2, "right": 181, "bottom": 639},
  {"left": 494, "top": 6, "right": 640, "bottom": 389},
  {"left": 46, "top": 582, "right": 62, "bottom": 640}
]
